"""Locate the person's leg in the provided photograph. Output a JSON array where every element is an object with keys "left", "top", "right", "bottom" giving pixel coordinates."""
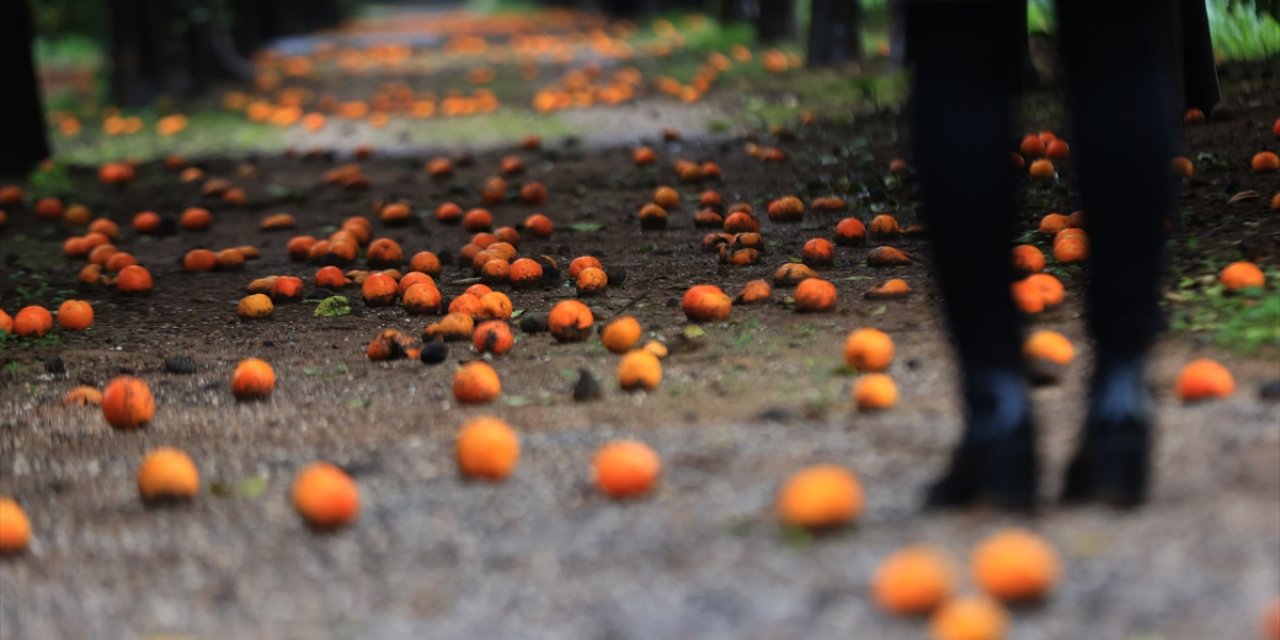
[
  {"left": 1055, "top": 0, "right": 1179, "bottom": 506},
  {"left": 906, "top": 1, "right": 1036, "bottom": 509}
]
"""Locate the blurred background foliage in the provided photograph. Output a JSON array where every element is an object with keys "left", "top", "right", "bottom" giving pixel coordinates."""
[{"left": 33, "top": 0, "right": 1280, "bottom": 70}]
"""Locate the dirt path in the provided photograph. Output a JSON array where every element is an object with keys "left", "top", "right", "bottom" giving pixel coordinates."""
[{"left": 4, "top": 10, "right": 1280, "bottom": 640}]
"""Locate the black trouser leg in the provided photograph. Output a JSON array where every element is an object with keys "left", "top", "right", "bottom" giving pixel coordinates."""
[
  {"left": 1061, "top": 0, "right": 1177, "bottom": 360},
  {"left": 1058, "top": 0, "right": 1178, "bottom": 506},
  {"left": 907, "top": 1, "right": 1036, "bottom": 510}
]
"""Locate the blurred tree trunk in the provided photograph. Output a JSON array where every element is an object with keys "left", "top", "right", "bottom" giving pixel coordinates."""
[
  {"left": 0, "top": 0, "right": 49, "bottom": 176},
  {"left": 1179, "top": 0, "right": 1220, "bottom": 112},
  {"left": 599, "top": 0, "right": 657, "bottom": 17},
  {"left": 720, "top": 0, "right": 748, "bottom": 23},
  {"left": 806, "top": 0, "right": 861, "bottom": 67},
  {"left": 756, "top": 0, "right": 794, "bottom": 43},
  {"left": 110, "top": 0, "right": 142, "bottom": 105},
  {"left": 231, "top": 0, "right": 265, "bottom": 53},
  {"left": 111, "top": 0, "right": 187, "bottom": 105},
  {"left": 111, "top": 0, "right": 257, "bottom": 107}
]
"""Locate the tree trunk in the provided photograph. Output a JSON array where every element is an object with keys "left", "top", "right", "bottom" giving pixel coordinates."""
[
  {"left": 756, "top": 0, "right": 794, "bottom": 43},
  {"left": 806, "top": 0, "right": 861, "bottom": 67},
  {"left": 0, "top": 0, "right": 50, "bottom": 177},
  {"left": 1179, "top": 0, "right": 1221, "bottom": 112},
  {"left": 110, "top": 0, "right": 142, "bottom": 106},
  {"left": 720, "top": 0, "right": 747, "bottom": 23}
]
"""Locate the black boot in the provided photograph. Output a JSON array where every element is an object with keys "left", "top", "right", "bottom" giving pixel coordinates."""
[
  {"left": 926, "top": 369, "right": 1038, "bottom": 511},
  {"left": 1062, "top": 356, "right": 1152, "bottom": 507}
]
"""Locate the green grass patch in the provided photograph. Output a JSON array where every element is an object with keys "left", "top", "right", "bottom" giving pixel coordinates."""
[
  {"left": 1206, "top": 0, "right": 1280, "bottom": 60},
  {"left": 1167, "top": 271, "right": 1280, "bottom": 352},
  {"left": 1029, "top": 0, "right": 1280, "bottom": 60},
  {"left": 736, "top": 68, "right": 907, "bottom": 129},
  {"left": 35, "top": 34, "right": 104, "bottom": 69}
]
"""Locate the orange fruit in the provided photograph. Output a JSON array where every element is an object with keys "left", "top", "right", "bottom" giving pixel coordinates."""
[
  {"left": 766, "top": 196, "right": 805, "bottom": 223},
  {"left": 454, "top": 361, "right": 501, "bottom": 404},
  {"left": 435, "top": 201, "right": 463, "bottom": 223},
  {"left": 314, "top": 266, "right": 348, "bottom": 288},
  {"left": 1028, "top": 158, "right": 1054, "bottom": 179},
  {"left": 869, "top": 214, "right": 902, "bottom": 239},
  {"left": 1022, "top": 330, "right": 1073, "bottom": 366},
  {"left": 523, "top": 213, "right": 554, "bottom": 238},
  {"left": 794, "top": 278, "right": 837, "bottom": 312},
  {"left": 0, "top": 497, "right": 31, "bottom": 554},
  {"left": 594, "top": 440, "right": 661, "bottom": 499},
  {"left": 180, "top": 207, "right": 213, "bottom": 230},
  {"left": 269, "top": 276, "right": 304, "bottom": 300},
  {"left": 568, "top": 256, "right": 603, "bottom": 279},
  {"left": 472, "top": 320, "right": 514, "bottom": 356},
  {"left": 231, "top": 358, "right": 276, "bottom": 400},
  {"left": 34, "top": 196, "right": 64, "bottom": 220},
  {"left": 1038, "top": 213, "right": 1069, "bottom": 234},
  {"left": 1053, "top": 237, "right": 1088, "bottom": 263},
  {"left": 55, "top": 300, "right": 94, "bottom": 331},
  {"left": 1175, "top": 358, "right": 1234, "bottom": 401},
  {"left": 366, "top": 238, "right": 404, "bottom": 268},
  {"left": 137, "top": 448, "right": 200, "bottom": 503},
  {"left": 1045, "top": 139, "right": 1069, "bottom": 160},
  {"left": 1261, "top": 597, "right": 1280, "bottom": 640},
  {"left": 1019, "top": 134, "right": 1045, "bottom": 157},
  {"left": 971, "top": 528, "right": 1061, "bottom": 602},
  {"left": 456, "top": 416, "right": 520, "bottom": 480},
  {"left": 930, "top": 596, "right": 1009, "bottom": 640},
  {"left": 183, "top": 249, "right": 217, "bottom": 272},
  {"left": 548, "top": 300, "right": 595, "bottom": 342},
  {"left": 1220, "top": 261, "right": 1265, "bottom": 291},
  {"left": 237, "top": 293, "right": 274, "bottom": 319},
  {"left": 63, "top": 203, "right": 91, "bottom": 226},
  {"left": 854, "top": 373, "right": 898, "bottom": 410},
  {"left": 361, "top": 273, "right": 399, "bottom": 306},
  {"left": 409, "top": 251, "right": 442, "bottom": 276},
  {"left": 866, "top": 278, "right": 911, "bottom": 299},
  {"left": 403, "top": 282, "right": 442, "bottom": 314},
  {"left": 1011, "top": 245, "right": 1044, "bottom": 274},
  {"left": 835, "top": 217, "right": 867, "bottom": 245},
  {"left": 682, "top": 284, "right": 732, "bottom": 321},
  {"left": 844, "top": 328, "right": 894, "bottom": 372},
  {"left": 102, "top": 376, "right": 155, "bottom": 429},
  {"left": 802, "top": 238, "right": 835, "bottom": 268},
  {"left": 13, "top": 305, "right": 53, "bottom": 338},
  {"left": 617, "top": 349, "right": 663, "bottom": 391},
  {"left": 292, "top": 462, "right": 360, "bottom": 529},
  {"left": 64, "top": 386, "right": 103, "bottom": 406},
  {"left": 602, "top": 316, "right": 643, "bottom": 353},
  {"left": 1171, "top": 156, "right": 1194, "bottom": 178},
  {"left": 777, "top": 464, "right": 863, "bottom": 528},
  {"left": 873, "top": 545, "right": 956, "bottom": 614},
  {"left": 653, "top": 185, "right": 680, "bottom": 209},
  {"left": 379, "top": 202, "right": 411, "bottom": 225},
  {"left": 576, "top": 266, "right": 609, "bottom": 295},
  {"left": 637, "top": 202, "right": 668, "bottom": 230},
  {"left": 737, "top": 280, "right": 773, "bottom": 304},
  {"left": 116, "top": 265, "right": 153, "bottom": 293},
  {"left": 1252, "top": 151, "right": 1279, "bottom": 173}
]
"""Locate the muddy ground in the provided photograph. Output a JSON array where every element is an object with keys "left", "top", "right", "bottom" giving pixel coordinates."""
[{"left": 2, "top": 42, "right": 1280, "bottom": 640}]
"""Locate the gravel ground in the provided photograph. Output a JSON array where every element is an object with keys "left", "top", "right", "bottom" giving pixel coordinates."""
[{"left": 2, "top": 363, "right": 1277, "bottom": 639}]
